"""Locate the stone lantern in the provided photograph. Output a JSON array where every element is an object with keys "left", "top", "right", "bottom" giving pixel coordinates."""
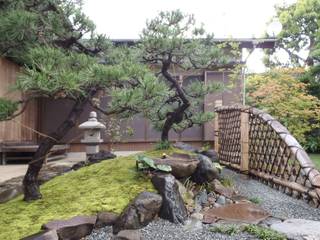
[{"left": 79, "top": 111, "right": 106, "bottom": 158}]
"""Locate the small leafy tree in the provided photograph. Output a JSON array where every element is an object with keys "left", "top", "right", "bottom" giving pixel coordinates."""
[
  {"left": 138, "top": 10, "right": 241, "bottom": 141},
  {"left": 265, "top": 0, "right": 320, "bottom": 99},
  {"left": 246, "top": 68, "right": 320, "bottom": 152},
  {"left": 0, "top": 0, "right": 168, "bottom": 201}
]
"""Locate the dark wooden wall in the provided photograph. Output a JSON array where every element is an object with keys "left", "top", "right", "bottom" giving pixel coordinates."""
[{"left": 39, "top": 70, "right": 243, "bottom": 147}]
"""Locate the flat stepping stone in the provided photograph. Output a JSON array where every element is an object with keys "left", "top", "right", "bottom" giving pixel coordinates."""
[
  {"left": 202, "top": 202, "right": 270, "bottom": 224},
  {"left": 271, "top": 218, "right": 320, "bottom": 240}
]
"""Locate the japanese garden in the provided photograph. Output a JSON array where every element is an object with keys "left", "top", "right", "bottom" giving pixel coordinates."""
[{"left": 0, "top": 0, "right": 319, "bottom": 239}]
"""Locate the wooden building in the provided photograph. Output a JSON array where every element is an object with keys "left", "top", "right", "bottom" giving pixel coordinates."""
[{"left": 0, "top": 38, "right": 276, "bottom": 152}]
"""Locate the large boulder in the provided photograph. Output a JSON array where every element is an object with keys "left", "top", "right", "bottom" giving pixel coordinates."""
[
  {"left": 270, "top": 219, "right": 320, "bottom": 240},
  {"left": 95, "top": 211, "right": 119, "bottom": 228},
  {"left": 0, "top": 185, "right": 22, "bottom": 203},
  {"left": 88, "top": 150, "right": 116, "bottom": 163},
  {"left": 191, "top": 154, "right": 219, "bottom": 184},
  {"left": 22, "top": 230, "right": 58, "bottom": 240},
  {"left": 113, "top": 192, "right": 162, "bottom": 234},
  {"left": 198, "top": 149, "right": 218, "bottom": 162},
  {"left": 42, "top": 215, "right": 96, "bottom": 240},
  {"left": 151, "top": 174, "right": 188, "bottom": 224},
  {"left": 153, "top": 155, "right": 199, "bottom": 178}
]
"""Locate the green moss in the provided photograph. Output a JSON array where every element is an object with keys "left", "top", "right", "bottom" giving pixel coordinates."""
[
  {"left": 209, "top": 224, "right": 241, "bottom": 236},
  {"left": 243, "top": 224, "right": 286, "bottom": 240},
  {"left": 0, "top": 149, "right": 183, "bottom": 240}
]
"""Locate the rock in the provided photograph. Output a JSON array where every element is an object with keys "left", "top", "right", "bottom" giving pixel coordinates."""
[
  {"left": 95, "top": 212, "right": 119, "bottom": 228},
  {"left": 72, "top": 161, "right": 87, "bottom": 171},
  {"left": 38, "top": 172, "right": 60, "bottom": 184},
  {"left": 191, "top": 154, "right": 219, "bottom": 184},
  {"left": 191, "top": 212, "right": 203, "bottom": 221},
  {"left": 88, "top": 150, "right": 116, "bottom": 163},
  {"left": 0, "top": 185, "right": 22, "bottom": 203},
  {"left": 113, "top": 229, "right": 141, "bottom": 240},
  {"left": 270, "top": 219, "right": 320, "bottom": 240},
  {"left": 210, "top": 179, "right": 237, "bottom": 199},
  {"left": 195, "top": 190, "right": 208, "bottom": 206},
  {"left": 202, "top": 202, "right": 270, "bottom": 224},
  {"left": 153, "top": 156, "right": 199, "bottom": 178},
  {"left": 198, "top": 150, "right": 218, "bottom": 162},
  {"left": 21, "top": 230, "right": 58, "bottom": 240},
  {"left": 42, "top": 215, "right": 96, "bottom": 240},
  {"left": 113, "top": 192, "right": 162, "bottom": 234},
  {"left": 259, "top": 216, "right": 283, "bottom": 227},
  {"left": 151, "top": 174, "right": 188, "bottom": 224},
  {"left": 176, "top": 180, "right": 187, "bottom": 198},
  {"left": 173, "top": 142, "right": 198, "bottom": 152},
  {"left": 183, "top": 218, "right": 203, "bottom": 231},
  {"left": 216, "top": 195, "right": 226, "bottom": 205}
]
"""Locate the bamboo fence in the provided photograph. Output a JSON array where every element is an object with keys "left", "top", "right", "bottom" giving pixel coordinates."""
[{"left": 214, "top": 104, "right": 320, "bottom": 207}]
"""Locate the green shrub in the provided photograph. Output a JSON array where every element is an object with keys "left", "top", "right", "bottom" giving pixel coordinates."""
[
  {"left": 243, "top": 225, "right": 286, "bottom": 240},
  {"left": 154, "top": 140, "right": 171, "bottom": 150},
  {"left": 209, "top": 225, "right": 240, "bottom": 236}
]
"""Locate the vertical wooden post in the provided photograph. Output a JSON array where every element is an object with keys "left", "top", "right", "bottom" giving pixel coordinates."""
[
  {"left": 214, "top": 100, "right": 222, "bottom": 154},
  {"left": 240, "top": 110, "right": 249, "bottom": 173}
]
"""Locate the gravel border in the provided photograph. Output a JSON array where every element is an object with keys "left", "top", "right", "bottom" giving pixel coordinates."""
[
  {"left": 86, "top": 219, "right": 258, "bottom": 240},
  {"left": 222, "top": 168, "right": 320, "bottom": 220}
]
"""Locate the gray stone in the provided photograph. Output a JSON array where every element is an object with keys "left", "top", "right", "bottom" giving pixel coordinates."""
[
  {"left": 42, "top": 215, "right": 96, "bottom": 240},
  {"left": 95, "top": 212, "right": 119, "bottom": 228},
  {"left": 113, "top": 229, "right": 141, "bottom": 240},
  {"left": 183, "top": 218, "right": 203, "bottom": 231},
  {"left": 198, "top": 149, "right": 218, "bottom": 162},
  {"left": 113, "top": 192, "right": 162, "bottom": 234},
  {"left": 151, "top": 174, "right": 188, "bottom": 224},
  {"left": 259, "top": 216, "right": 283, "bottom": 227},
  {"left": 88, "top": 150, "right": 116, "bottom": 163},
  {"left": 191, "top": 154, "right": 219, "bottom": 184},
  {"left": 216, "top": 195, "right": 226, "bottom": 205},
  {"left": 22, "top": 230, "right": 58, "bottom": 240},
  {"left": 271, "top": 219, "right": 320, "bottom": 240},
  {"left": 190, "top": 212, "right": 203, "bottom": 221},
  {"left": 0, "top": 185, "right": 22, "bottom": 203},
  {"left": 195, "top": 190, "right": 208, "bottom": 206}
]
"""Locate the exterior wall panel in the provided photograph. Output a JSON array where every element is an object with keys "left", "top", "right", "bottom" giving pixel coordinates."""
[{"left": 0, "top": 58, "right": 38, "bottom": 143}]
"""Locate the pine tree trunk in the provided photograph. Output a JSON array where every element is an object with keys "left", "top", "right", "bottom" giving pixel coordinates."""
[{"left": 23, "top": 99, "right": 88, "bottom": 201}]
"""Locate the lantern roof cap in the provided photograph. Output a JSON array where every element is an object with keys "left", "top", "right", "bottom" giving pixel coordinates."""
[{"left": 79, "top": 111, "right": 106, "bottom": 130}]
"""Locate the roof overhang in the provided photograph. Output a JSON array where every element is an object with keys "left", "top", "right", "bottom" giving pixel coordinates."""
[{"left": 111, "top": 38, "right": 276, "bottom": 49}]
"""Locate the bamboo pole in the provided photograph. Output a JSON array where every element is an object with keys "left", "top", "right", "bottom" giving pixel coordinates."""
[
  {"left": 214, "top": 100, "right": 222, "bottom": 154},
  {"left": 240, "top": 110, "right": 249, "bottom": 173}
]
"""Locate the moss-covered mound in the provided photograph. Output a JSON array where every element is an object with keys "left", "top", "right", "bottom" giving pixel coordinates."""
[{"left": 0, "top": 149, "right": 180, "bottom": 240}]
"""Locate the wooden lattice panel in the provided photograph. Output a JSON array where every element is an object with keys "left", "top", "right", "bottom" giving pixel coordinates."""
[
  {"left": 217, "top": 107, "right": 241, "bottom": 166},
  {"left": 215, "top": 106, "right": 320, "bottom": 207}
]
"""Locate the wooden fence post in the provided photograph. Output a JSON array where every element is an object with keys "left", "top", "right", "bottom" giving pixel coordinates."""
[
  {"left": 214, "top": 100, "right": 222, "bottom": 154},
  {"left": 240, "top": 109, "right": 249, "bottom": 173}
]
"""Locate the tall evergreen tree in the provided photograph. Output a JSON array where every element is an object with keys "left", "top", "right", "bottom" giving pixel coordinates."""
[{"left": 138, "top": 10, "right": 241, "bottom": 141}]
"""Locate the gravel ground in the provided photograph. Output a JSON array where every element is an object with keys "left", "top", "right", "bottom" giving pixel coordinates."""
[
  {"left": 222, "top": 168, "right": 320, "bottom": 220},
  {"left": 86, "top": 168, "right": 320, "bottom": 239},
  {"left": 86, "top": 219, "right": 258, "bottom": 240}
]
